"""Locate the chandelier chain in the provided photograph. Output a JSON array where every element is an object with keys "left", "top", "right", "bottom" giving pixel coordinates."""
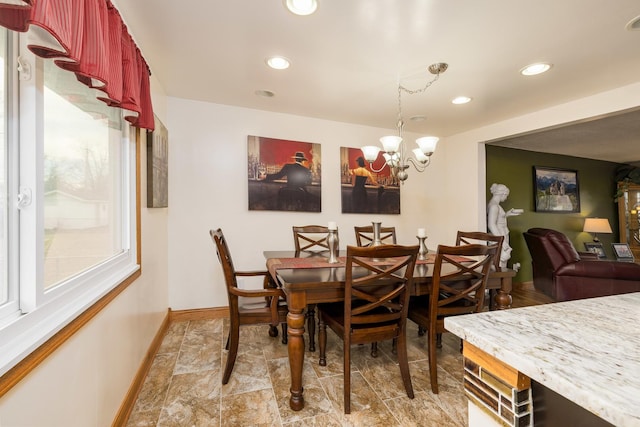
[{"left": 396, "top": 73, "right": 442, "bottom": 128}]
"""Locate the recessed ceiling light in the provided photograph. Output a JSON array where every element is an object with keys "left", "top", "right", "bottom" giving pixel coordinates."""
[
  {"left": 284, "top": 0, "right": 318, "bottom": 16},
  {"left": 266, "top": 56, "right": 290, "bottom": 70},
  {"left": 255, "top": 90, "right": 275, "bottom": 98},
  {"left": 409, "top": 115, "right": 426, "bottom": 122},
  {"left": 452, "top": 96, "right": 472, "bottom": 105},
  {"left": 520, "top": 63, "right": 552, "bottom": 76},
  {"left": 626, "top": 15, "right": 640, "bottom": 31}
]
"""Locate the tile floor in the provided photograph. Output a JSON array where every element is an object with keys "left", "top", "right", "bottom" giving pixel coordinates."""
[{"left": 126, "top": 317, "right": 470, "bottom": 427}]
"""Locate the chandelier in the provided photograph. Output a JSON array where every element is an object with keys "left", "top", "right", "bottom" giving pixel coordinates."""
[{"left": 361, "top": 62, "right": 448, "bottom": 183}]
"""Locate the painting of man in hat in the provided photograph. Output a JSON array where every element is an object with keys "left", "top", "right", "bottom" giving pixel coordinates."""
[
  {"left": 247, "top": 136, "right": 321, "bottom": 212},
  {"left": 264, "top": 151, "right": 312, "bottom": 189}
]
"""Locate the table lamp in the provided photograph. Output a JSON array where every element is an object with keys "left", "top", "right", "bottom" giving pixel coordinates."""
[{"left": 583, "top": 218, "right": 612, "bottom": 242}]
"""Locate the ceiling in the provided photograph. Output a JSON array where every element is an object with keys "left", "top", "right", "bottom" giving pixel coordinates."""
[{"left": 114, "top": 0, "right": 640, "bottom": 163}]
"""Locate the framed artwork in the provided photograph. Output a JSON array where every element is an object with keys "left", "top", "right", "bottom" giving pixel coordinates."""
[
  {"left": 339, "top": 146, "right": 400, "bottom": 214},
  {"left": 533, "top": 166, "right": 580, "bottom": 213},
  {"left": 584, "top": 242, "right": 606, "bottom": 259},
  {"left": 146, "top": 115, "right": 168, "bottom": 208},
  {"left": 247, "top": 135, "right": 321, "bottom": 212},
  {"left": 612, "top": 243, "right": 635, "bottom": 261}
]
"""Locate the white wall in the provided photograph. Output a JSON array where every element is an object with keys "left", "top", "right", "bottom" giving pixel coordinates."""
[
  {"left": 167, "top": 82, "right": 640, "bottom": 310},
  {"left": 0, "top": 76, "right": 170, "bottom": 427},
  {"left": 167, "top": 98, "right": 464, "bottom": 309}
]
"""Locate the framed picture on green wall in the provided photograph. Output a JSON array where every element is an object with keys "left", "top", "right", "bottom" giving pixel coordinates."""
[
  {"left": 533, "top": 166, "right": 580, "bottom": 212},
  {"left": 584, "top": 242, "right": 606, "bottom": 258}
]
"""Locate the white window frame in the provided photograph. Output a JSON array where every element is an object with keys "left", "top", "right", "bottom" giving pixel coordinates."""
[
  {"left": 0, "top": 35, "right": 140, "bottom": 377},
  {"left": 0, "top": 28, "right": 19, "bottom": 326}
]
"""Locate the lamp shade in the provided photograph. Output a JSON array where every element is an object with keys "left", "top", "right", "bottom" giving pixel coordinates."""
[
  {"left": 412, "top": 148, "right": 429, "bottom": 162},
  {"left": 415, "top": 136, "right": 439, "bottom": 154},
  {"left": 379, "top": 135, "right": 402, "bottom": 153},
  {"left": 361, "top": 145, "right": 381, "bottom": 162},
  {"left": 583, "top": 218, "right": 612, "bottom": 234}
]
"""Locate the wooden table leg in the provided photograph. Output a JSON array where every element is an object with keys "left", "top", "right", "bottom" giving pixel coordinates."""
[
  {"left": 287, "top": 292, "right": 306, "bottom": 411},
  {"left": 488, "top": 270, "right": 515, "bottom": 310},
  {"left": 494, "top": 275, "right": 513, "bottom": 310}
]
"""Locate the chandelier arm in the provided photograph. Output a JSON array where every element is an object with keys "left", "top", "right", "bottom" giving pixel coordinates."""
[
  {"left": 367, "top": 161, "right": 388, "bottom": 173},
  {"left": 406, "top": 156, "right": 431, "bottom": 172}
]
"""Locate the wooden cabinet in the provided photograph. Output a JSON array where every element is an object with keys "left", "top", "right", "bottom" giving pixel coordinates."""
[{"left": 617, "top": 182, "right": 640, "bottom": 259}]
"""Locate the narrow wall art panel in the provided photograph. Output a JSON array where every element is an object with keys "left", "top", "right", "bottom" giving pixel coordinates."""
[{"left": 146, "top": 115, "right": 169, "bottom": 208}]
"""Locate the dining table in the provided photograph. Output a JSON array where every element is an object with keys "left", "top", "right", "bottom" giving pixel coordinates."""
[{"left": 264, "top": 248, "right": 513, "bottom": 411}]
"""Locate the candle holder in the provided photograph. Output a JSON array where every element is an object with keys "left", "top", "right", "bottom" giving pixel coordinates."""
[
  {"left": 371, "top": 221, "right": 383, "bottom": 247},
  {"left": 417, "top": 235, "right": 428, "bottom": 260},
  {"left": 327, "top": 229, "right": 340, "bottom": 263}
]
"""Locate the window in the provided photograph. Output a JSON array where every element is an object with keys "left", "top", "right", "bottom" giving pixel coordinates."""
[
  {"left": 0, "top": 27, "right": 15, "bottom": 326},
  {"left": 0, "top": 34, "right": 139, "bottom": 377},
  {"left": 42, "top": 59, "right": 124, "bottom": 289}
]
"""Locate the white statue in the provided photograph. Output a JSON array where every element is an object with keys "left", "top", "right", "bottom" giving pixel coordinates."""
[{"left": 487, "top": 183, "right": 523, "bottom": 269}]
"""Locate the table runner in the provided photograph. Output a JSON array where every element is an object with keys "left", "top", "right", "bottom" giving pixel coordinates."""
[{"left": 266, "top": 253, "right": 472, "bottom": 279}]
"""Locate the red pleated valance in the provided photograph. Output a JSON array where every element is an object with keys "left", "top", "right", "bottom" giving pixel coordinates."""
[{"left": 0, "top": 0, "right": 155, "bottom": 130}]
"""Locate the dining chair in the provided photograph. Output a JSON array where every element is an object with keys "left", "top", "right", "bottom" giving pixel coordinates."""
[
  {"left": 354, "top": 225, "right": 397, "bottom": 247},
  {"left": 407, "top": 243, "right": 498, "bottom": 393},
  {"left": 317, "top": 244, "right": 419, "bottom": 413},
  {"left": 353, "top": 225, "right": 399, "bottom": 356},
  {"left": 210, "top": 228, "right": 288, "bottom": 385}
]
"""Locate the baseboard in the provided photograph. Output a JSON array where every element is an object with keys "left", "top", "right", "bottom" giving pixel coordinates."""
[
  {"left": 112, "top": 306, "right": 230, "bottom": 425},
  {"left": 112, "top": 309, "right": 172, "bottom": 427},
  {"left": 513, "top": 281, "right": 535, "bottom": 290},
  {"left": 170, "top": 306, "right": 230, "bottom": 322}
]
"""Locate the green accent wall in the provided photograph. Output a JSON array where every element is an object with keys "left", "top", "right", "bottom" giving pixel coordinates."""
[{"left": 485, "top": 145, "right": 622, "bottom": 283}]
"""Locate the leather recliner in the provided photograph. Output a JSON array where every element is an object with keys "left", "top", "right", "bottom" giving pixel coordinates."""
[{"left": 523, "top": 227, "right": 640, "bottom": 301}]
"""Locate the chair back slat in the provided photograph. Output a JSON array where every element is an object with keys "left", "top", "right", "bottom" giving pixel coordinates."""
[
  {"left": 455, "top": 230, "right": 504, "bottom": 270},
  {"left": 345, "top": 244, "right": 418, "bottom": 330},
  {"left": 293, "top": 225, "right": 330, "bottom": 252},
  {"left": 211, "top": 228, "right": 238, "bottom": 291},
  {"left": 431, "top": 243, "right": 498, "bottom": 317},
  {"left": 354, "top": 226, "right": 397, "bottom": 247}
]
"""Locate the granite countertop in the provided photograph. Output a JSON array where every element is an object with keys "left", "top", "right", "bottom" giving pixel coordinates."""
[{"left": 445, "top": 292, "right": 640, "bottom": 427}]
